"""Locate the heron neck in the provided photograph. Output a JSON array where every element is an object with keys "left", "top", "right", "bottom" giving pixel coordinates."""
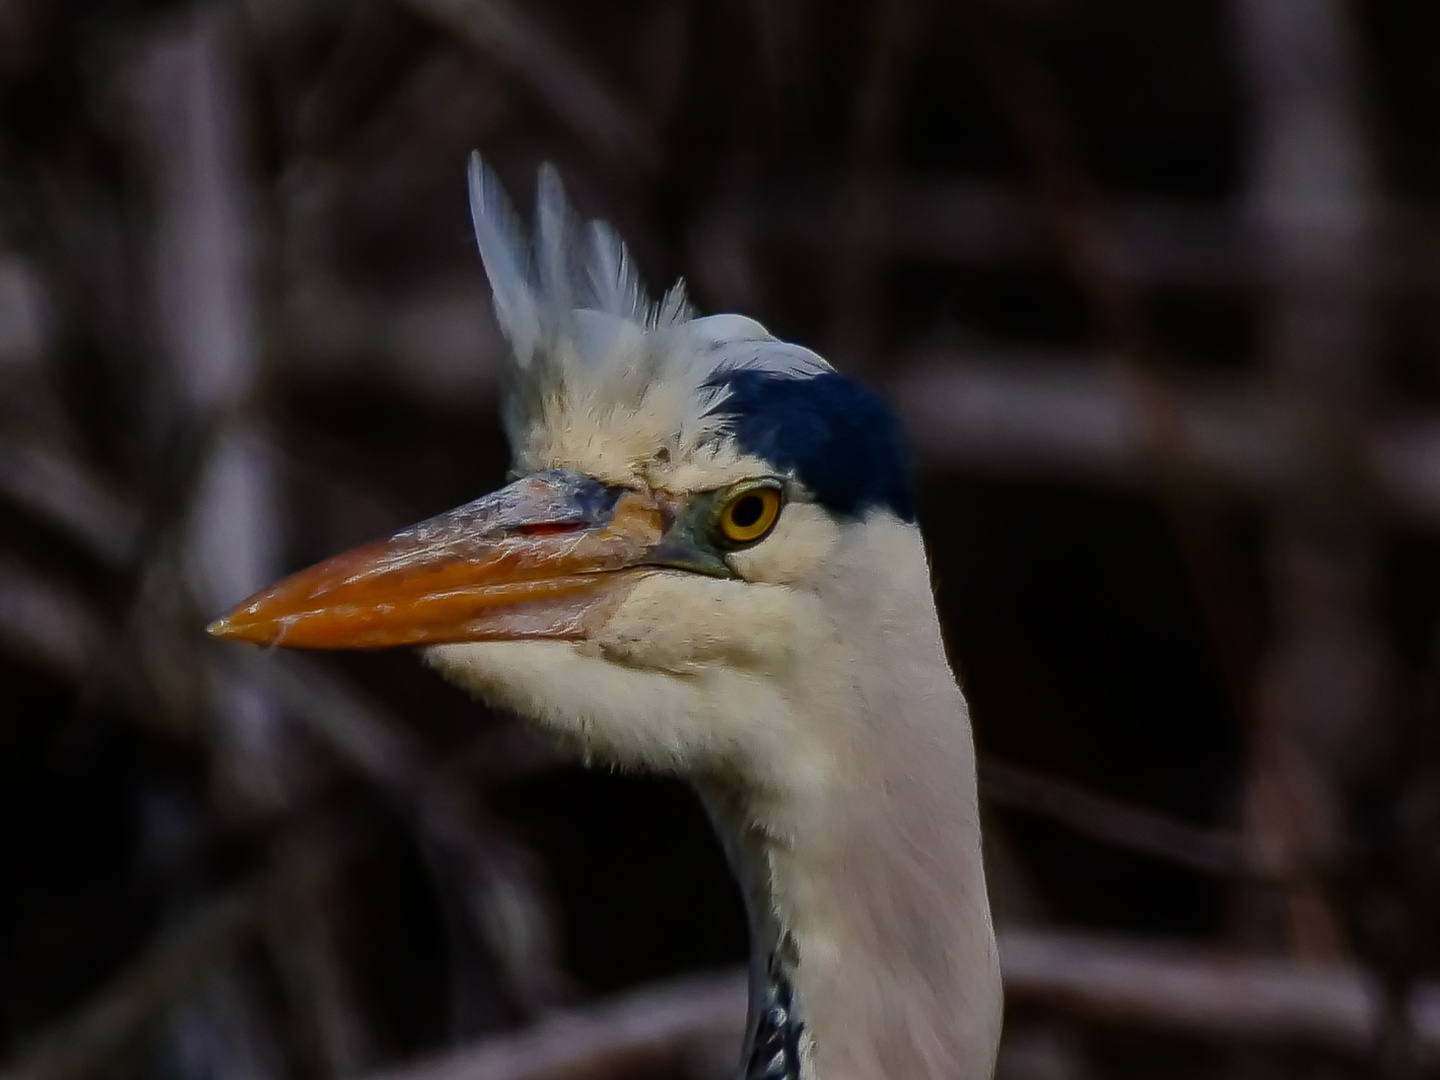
[{"left": 703, "top": 518, "right": 1002, "bottom": 1080}]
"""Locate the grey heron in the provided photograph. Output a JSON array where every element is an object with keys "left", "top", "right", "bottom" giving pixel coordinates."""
[{"left": 210, "top": 155, "right": 1002, "bottom": 1080}]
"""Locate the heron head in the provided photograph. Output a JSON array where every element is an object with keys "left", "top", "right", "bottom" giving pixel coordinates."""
[{"left": 210, "top": 156, "right": 919, "bottom": 782}]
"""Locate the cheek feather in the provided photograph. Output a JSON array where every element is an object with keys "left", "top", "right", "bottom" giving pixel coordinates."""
[
  {"left": 726, "top": 503, "right": 841, "bottom": 586},
  {"left": 591, "top": 573, "right": 823, "bottom": 675}
]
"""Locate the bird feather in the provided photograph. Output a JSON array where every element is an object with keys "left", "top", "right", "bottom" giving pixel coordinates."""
[{"left": 466, "top": 152, "right": 832, "bottom": 479}]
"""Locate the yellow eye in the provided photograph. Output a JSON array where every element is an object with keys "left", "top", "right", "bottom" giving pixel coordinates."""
[{"left": 716, "top": 484, "right": 783, "bottom": 547}]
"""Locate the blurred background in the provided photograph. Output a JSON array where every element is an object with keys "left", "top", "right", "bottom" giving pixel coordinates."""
[{"left": 3, "top": 0, "right": 1440, "bottom": 1077}]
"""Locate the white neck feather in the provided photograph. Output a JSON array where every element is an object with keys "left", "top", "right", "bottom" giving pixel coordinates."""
[{"left": 704, "top": 520, "right": 1002, "bottom": 1080}]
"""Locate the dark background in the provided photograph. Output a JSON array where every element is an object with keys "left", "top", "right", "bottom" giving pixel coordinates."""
[{"left": 2, "top": 0, "right": 1439, "bottom": 1077}]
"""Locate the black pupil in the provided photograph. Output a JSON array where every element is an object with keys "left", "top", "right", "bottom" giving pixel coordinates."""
[{"left": 730, "top": 494, "right": 766, "bottom": 529}]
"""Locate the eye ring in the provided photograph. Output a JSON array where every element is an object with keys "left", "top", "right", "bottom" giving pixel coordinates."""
[{"left": 715, "top": 482, "right": 784, "bottom": 548}]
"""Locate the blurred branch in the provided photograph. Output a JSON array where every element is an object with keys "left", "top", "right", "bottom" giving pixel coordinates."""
[
  {"left": 1231, "top": 0, "right": 1380, "bottom": 964},
  {"left": 361, "top": 930, "right": 1440, "bottom": 1080},
  {"left": 823, "top": 0, "right": 926, "bottom": 370},
  {"left": 896, "top": 359, "right": 1440, "bottom": 526},
  {"left": 958, "top": 2, "right": 1270, "bottom": 747},
  {"left": 264, "top": 829, "right": 376, "bottom": 1075},
  {"left": 738, "top": 177, "right": 1440, "bottom": 290},
  {"left": 980, "top": 760, "right": 1247, "bottom": 877},
  {"left": 0, "top": 889, "right": 262, "bottom": 1080},
  {"left": 360, "top": 970, "right": 746, "bottom": 1080},
  {"left": 0, "top": 434, "right": 139, "bottom": 565},
  {"left": 229, "top": 649, "right": 570, "bottom": 1011},
  {"left": 400, "top": 0, "right": 656, "bottom": 170},
  {"left": 0, "top": 557, "right": 108, "bottom": 675},
  {"left": 1000, "top": 930, "right": 1432, "bottom": 1055}
]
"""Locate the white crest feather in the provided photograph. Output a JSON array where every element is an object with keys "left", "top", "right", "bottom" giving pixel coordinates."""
[{"left": 466, "top": 152, "right": 831, "bottom": 480}]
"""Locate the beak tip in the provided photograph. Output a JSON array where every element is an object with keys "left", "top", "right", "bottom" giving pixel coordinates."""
[{"left": 207, "top": 614, "right": 240, "bottom": 640}]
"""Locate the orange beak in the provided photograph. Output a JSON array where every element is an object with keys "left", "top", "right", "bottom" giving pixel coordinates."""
[{"left": 206, "top": 469, "right": 710, "bottom": 650}]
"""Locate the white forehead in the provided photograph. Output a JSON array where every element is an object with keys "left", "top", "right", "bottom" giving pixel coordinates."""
[
  {"left": 506, "top": 363, "right": 781, "bottom": 492},
  {"left": 468, "top": 155, "right": 829, "bottom": 489}
]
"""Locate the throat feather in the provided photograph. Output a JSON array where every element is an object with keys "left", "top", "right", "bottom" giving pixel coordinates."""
[{"left": 696, "top": 782, "right": 813, "bottom": 1079}]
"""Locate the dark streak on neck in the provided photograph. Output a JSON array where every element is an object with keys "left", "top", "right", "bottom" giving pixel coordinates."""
[{"left": 744, "top": 954, "right": 805, "bottom": 1080}]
